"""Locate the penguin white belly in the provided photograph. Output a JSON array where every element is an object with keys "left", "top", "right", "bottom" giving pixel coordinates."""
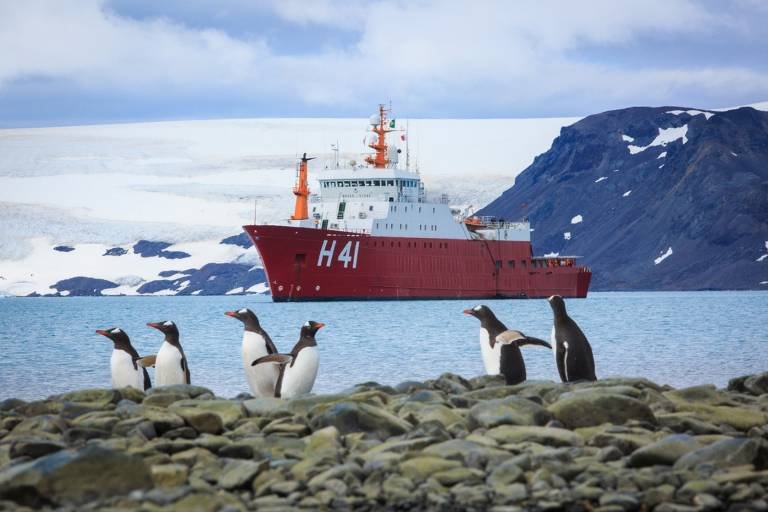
[
  {"left": 281, "top": 347, "right": 319, "bottom": 398},
  {"left": 479, "top": 328, "right": 501, "bottom": 375},
  {"left": 155, "top": 342, "right": 185, "bottom": 386},
  {"left": 242, "top": 332, "right": 278, "bottom": 397},
  {"left": 110, "top": 350, "right": 143, "bottom": 390}
]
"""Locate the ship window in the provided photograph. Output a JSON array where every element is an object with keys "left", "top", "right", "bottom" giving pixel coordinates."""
[
  {"left": 521, "top": 260, "right": 527, "bottom": 268},
  {"left": 429, "top": 243, "right": 433, "bottom": 248},
  {"left": 394, "top": 206, "right": 397, "bottom": 212},
  {"left": 391, "top": 242, "right": 394, "bottom": 248},
  {"left": 433, "top": 208, "right": 436, "bottom": 213},
  {"left": 387, "top": 180, "right": 394, "bottom": 186},
  {"left": 495, "top": 260, "right": 502, "bottom": 269},
  {"left": 343, "top": 181, "right": 351, "bottom": 187},
  {"left": 508, "top": 260, "right": 515, "bottom": 268},
  {"left": 418, "top": 207, "right": 422, "bottom": 213},
  {"left": 398, "top": 242, "right": 401, "bottom": 247},
  {"left": 374, "top": 180, "right": 380, "bottom": 186},
  {"left": 366, "top": 180, "right": 372, "bottom": 186},
  {"left": 369, "top": 205, "right": 373, "bottom": 211}
]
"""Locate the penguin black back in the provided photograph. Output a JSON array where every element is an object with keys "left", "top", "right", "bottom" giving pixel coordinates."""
[{"left": 548, "top": 295, "right": 596, "bottom": 382}]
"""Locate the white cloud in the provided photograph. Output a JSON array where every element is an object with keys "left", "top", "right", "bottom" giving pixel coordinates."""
[{"left": 0, "top": 0, "right": 766, "bottom": 118}]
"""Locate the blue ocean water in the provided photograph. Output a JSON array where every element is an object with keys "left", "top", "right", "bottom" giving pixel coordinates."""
[{"left": 0, "top": 292, "right": 766, "bottom": 400}]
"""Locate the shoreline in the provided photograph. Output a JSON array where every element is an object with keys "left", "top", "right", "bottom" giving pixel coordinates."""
[{"left": 1, "top": 373, "right": 767, "bottom": 510}]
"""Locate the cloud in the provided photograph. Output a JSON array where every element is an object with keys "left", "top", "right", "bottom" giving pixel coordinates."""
[{"left": 0, "top": 0, "right": 767, "bottom": 123}]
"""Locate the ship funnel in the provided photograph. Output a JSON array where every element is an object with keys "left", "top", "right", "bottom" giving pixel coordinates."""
[{"left": 291, "top": 153, "right": 312, "bottom": 220}]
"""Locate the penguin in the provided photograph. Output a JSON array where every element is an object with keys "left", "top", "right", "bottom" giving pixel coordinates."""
[
  {"left": 95, "top": 327, "right": 152, "bottom": 391},
  {"left": 147, "top": 320, "right": 190, "bottom": 386},
  {"left": 225, "top": 308, "right": 279, "bottom": 397},
  {"left": 463, "top": 305, "right": 551, "bottom": 385},
  {"left": 251, "top": 320, "right": 323, "bottom": 398},
  {"left": 547, "top": 295, "right": 597, "bottom": 382}
]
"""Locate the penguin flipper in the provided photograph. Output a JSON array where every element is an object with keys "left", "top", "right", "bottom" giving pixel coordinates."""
[
  {"left": 181, "top": 357, "right": 191, "bottom": 385},
  {"left": 252, "top": 353, "right": 293, "bottom": 366},
  {"left": 495, "top": 330, "right": 525, "bottom": 345},
  {"left": 135, "top": 354, "right": 157, "bottom": 368},
  {"left": 554, "top": 335, "right": 568, "bottom": 382},
  {"left": 518, "top": 337, "right": 552, "bottom": 349},
  {"left": 142, "top": 367, "right": 152, "bottom": 390},
  {"left": 263, "top": 331, "right": 279, "bottom": 355}
]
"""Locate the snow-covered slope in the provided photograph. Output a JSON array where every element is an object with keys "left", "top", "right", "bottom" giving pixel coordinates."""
[{"left": 0, "top": 115, "right": 578, "bottom": 296}]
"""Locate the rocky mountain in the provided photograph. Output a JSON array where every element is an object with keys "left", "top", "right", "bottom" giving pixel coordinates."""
[{"left": 479, "top": 106, "right": 768, "bottom": 290}]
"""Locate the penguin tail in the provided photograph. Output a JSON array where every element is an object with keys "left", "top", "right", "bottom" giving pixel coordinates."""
[
  {"left": 519, "top": 337, "right": 552, "bottom": 350},
  {"left": 252, "top": 353, "right": 293, "bottom": 366},
  {"left": 135, "top": 355, "right": 157, "bottom": 368}
]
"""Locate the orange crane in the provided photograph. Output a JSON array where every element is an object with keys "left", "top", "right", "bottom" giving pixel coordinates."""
[{"left": 291, "top": 152, "right": 314, "bottom": 220}]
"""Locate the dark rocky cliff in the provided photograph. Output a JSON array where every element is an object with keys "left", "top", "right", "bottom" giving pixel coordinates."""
[{"left": 479, "top": 106, "right": 768, "bottom": 290}]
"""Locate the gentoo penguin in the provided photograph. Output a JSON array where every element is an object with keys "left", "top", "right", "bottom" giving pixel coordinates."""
[
  {"left": 147, "top": 320, "right": 190, "bottom": 386},
  {"left": 251, "top": 320, "right": 323, "bottom": 398},
  {"left": 95, "top": 327, "right": 152, "bottom": 390},
  {"left": 225, "top": 308, "right": 279, "bottom": 397},
  {"left": 463, "top": 305, "right": 551, "bottom": 385},
  {"left": 547, "top": 295, "right": 597, "bottom": 382}
]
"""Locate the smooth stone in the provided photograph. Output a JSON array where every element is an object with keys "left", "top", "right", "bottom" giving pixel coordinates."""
[
  {"left": 674, "top": 403, "right": 768, "bottom": 431},
  {"left": 397, "top": 403, "right": 463, "bottom": 428},
  {"left": 422, "top": 439, "right": 509, "bottom": 468},
  {"left": 432, "top": 467, "right": 484, "bottom": 486},
  {"left": 142, "top": 393, "right": 189, "bottom": 408},
  {"left": 242, "top": 397, "right": 288, "bottom": 418},
  {"left": 548, "top": 392, "right": 656, "bottom": 428},
  {"left": 468, "top": 395, "right": 551, "bottom": 429},
  {"left": 0, "top": 445, "right": 151, "bottom": 507},
  {"left": 62, "top": 427, "right": 110, "bottom": 443},
  {"left": 486, "top": 460, "right": 524, "bottom": 488},
  {"left": 486, "top": 425, "right": 584, "bottom": 447},
  {"left": 150, "top": 463, "right": 188, "bottom": 488},
  {"left": 676, "top": 479, "right": 720, "bottom": 502},
  {"left": 627, "top": 434, "right": 700, "bottom": 467},
  {"left": 217, "top": 458, "right": 268, "bottom": 490},
  {"left": 674, "top": 437, "right": 760, "bottom": 469},
  {"left": 598, "top": 492, "right": 640, "bottom": 510},
  {"left": 9, "top": 439, "right": 65, "bottom": 459},
  {"left": 54, "top": 389, "right": 121, "bottom": 407},
  {"left": 398, "top": 457, "right": 461, "bottom": 480},
  {"left": 71, "top": 411, "right": 120, "bottom": 431},
  {"left": 303, "top": 426, "right": 341, "bottom": 454},
  {"left": 309, "top": 401, "right": 411, "bottom": 440},
  {"left": 169, "top": 400, "right": 244, "bottom": 428},
  {"left": 175, "top": 409, "right": 224, "bottom": 435},
  {"left": 307, "top": 463, "right": 362, "bottom": 492},
  {"left": 145, "top": 384, "right": 213, "bottom": 398}
]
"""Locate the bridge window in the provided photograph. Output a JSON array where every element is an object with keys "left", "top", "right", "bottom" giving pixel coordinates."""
[
  {"left": 387, "top": 180, "right": 394, "bottom": 186},
  {"left": 507, "top": 260, "right": 515, "bottom": 268}
]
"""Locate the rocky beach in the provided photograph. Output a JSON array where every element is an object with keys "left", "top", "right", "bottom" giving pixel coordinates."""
[{"left": 1, "top": 372, "right": 767, "bottom": 511}]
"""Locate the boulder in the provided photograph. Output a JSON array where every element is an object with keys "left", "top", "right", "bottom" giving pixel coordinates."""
[
  {"left": 486, "top": 425, "right": 584, "bottom": 447},
  {"left": 674, "top": 437, "right": 762, "bottom": 469},
  {"left": 217, "top": 459, "right": 268, "bottom": 490},
  {"left": 627, "top": 434, "right": 701, "bottom": 467},
  {"left": 170, "top": 400, "right": 244, "bottom": 428},
  {"left": 309, "top": 402, "right": 411, "bottom": 440},
  {"left": 467, "top": 395, "right": 551, "bottom": 429},
  {"left": 0, "top": 445, "right": 151, "bottom": 506},
  {"left": 398, "top": 456, "right": 461, "bottom": 480},
  {"left": 547, "top": 392, "right": 656, "bottom": 428}
]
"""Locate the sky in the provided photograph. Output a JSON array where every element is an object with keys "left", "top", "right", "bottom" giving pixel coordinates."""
[{"left": 1, "top": 0, "right": 767, "bottom": 127}]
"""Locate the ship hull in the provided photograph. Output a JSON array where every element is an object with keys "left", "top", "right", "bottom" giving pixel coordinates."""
[{"left": 244, "top": 225, "right": 591, "bottom": 301}]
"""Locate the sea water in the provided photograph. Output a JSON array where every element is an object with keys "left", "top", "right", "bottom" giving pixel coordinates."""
[{"left": 0, "top": 291, "right": 766, "bottom": 400}]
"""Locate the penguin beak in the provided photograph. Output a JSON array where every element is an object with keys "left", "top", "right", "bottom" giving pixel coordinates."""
[
  {"left": 224, "top": 311, "right": 237, "bottom": 318},
  {"left": 95, "top": 329, "right": 110, "bottom": 338},
  {"left": 462, "top": 309, "right": 473, "bottom": 315},
  {"left": 315, "top": 322, "right": 325, "bottom": 330},
  {"left": 146, "top": 322, "right": 162, "bottom": 330}
]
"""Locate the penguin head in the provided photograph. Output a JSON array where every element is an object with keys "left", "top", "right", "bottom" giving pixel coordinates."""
[
  {"left": 147, "top": 320, "right": 179, "bottom": 337},
  {"left": 462, "top": 304, "right": 492, "bottom": 321},
  {"left": 300, "top": 320, "right": 325, "bottom": 338},
  {"left": 224, "top": 308, "right": 260, "bottom": 330},
  {"left": 95, "top": 327, "right": 131, "bottom": 347},
  {"left": 547, "top": 295, "right": 566, "bottom": 316}
]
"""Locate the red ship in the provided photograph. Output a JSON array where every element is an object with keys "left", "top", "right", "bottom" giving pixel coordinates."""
[{"left": 244, "top": 105, "right": 591, "bottom": 301}]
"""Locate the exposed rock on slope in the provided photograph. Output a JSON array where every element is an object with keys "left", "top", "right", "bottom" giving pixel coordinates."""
[{"left": 479, "top": 106, "right": 768, "bottom": 290}]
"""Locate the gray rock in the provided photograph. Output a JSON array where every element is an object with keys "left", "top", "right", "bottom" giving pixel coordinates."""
[
  {"left": 309, "top": 401, "right": 411, "bottom": 439},
  {"left": 468, "top": 395, "right": 551, "bottom": 429},
  {"left": 0, "top": 445, "right": 151, "bottom": 506},
  {"left": 486, "top": 425, "right": 584, "bottom": 447},
  {"left": 547, "top": 392, "right": 656, "bottom": 428},
  {"left": 9, "top": 439, "right": 65, "bottom": 459},
  {"left": 423, "top": 439, "right": 509, "bottom": 468},
  {"left": 627, "top": 434, "right": 700, "bottom": 467},
  {"left": 217, "top": 458, "right": 268, "bottom": 490},
  {"left": 170, "top": 400, "right": 244, "bottom": 428},
  {"left": 175, "top": 409, "right": 224, "bottom": 435},
  {"left": 674, "top": 437, "right": 761, "bottom": 469},
  {"left": 145, "top": 384, "right": 213, "bottom": 398},
  {"left": 599, "top": 492, "right": 640, "bottom": 510},
  {"left": 243, "top": 397, "right": 287, "bottom": 418}
]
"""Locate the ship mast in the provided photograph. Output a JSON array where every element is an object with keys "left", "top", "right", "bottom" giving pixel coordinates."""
[
  {"left": 291, "top": 152, "right": 314, "bottom": 220},
  {"left": 365, "top": 104, "right": 393, "bottom": 168}
]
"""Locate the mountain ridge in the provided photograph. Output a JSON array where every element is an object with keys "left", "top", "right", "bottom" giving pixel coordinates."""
[{"left": 479, "top": 105, "right": 768, "bottom": 290}]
